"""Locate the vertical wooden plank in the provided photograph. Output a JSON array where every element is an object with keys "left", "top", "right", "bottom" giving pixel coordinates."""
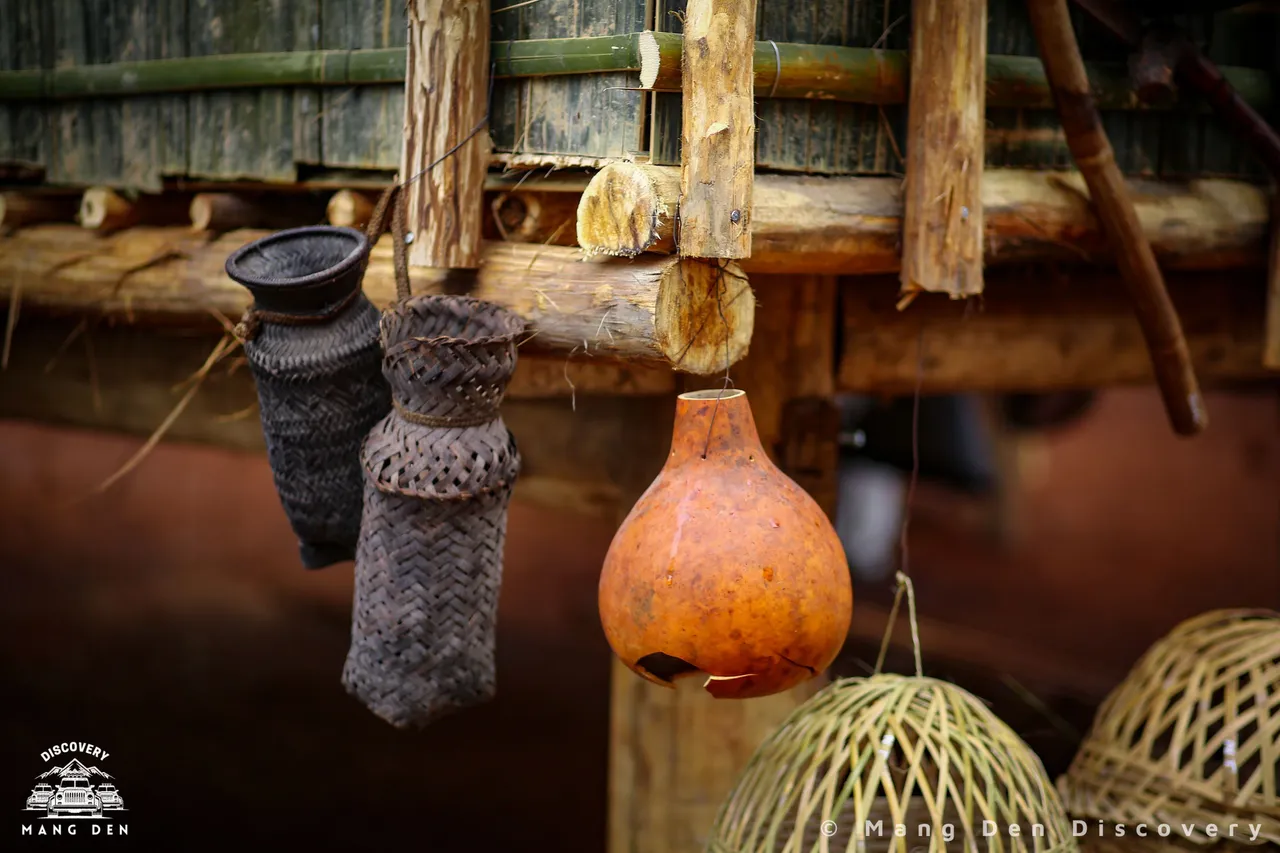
[
  {"left": 187, "top": 0, "right": 319, "bottom": 183},
  {"left": 118, "top": 0, "right": 188, "bottom": 191},
  {"left": 403, "top": 0, "right": 489, "bottom": 270},
  {"left": 678, "top": 0, "right": 757, "bottom": 259},
  {"left": 320, "top": 0, "right": 406, "bottom": 170},
  {"left": 900, "top": 0, "right": 986, "bottom": 298},
  {"left": 490, "top": 0, "right": 648, "bottom": 163}
]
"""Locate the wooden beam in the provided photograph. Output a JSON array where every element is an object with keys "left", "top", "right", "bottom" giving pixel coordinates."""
[
  {"left": 1028, "top": 0, "right": 1205, "bottom": 435},
  {"left": 0, "top": 226, "right": 752, "bottom": 375},
  {"left": 901, "top": 0, "right": 987, "bottom": 298},
  {"left": 575, "top": 167, "right": 1271, "bottom": 274},
  {"left": 79, "top": 188, "right": 190, "bottom": 232},
  {"left": 838, "top": 270, "right": 1271, "bottom": 394},
  {"left": 188, "top": 192, "right": 327, "bottom": 233},
  {"left": 0, "top": 192, "right": 79, "bottom": 230},
  {"left": 401, "top": 0, "right": 489, "bottom": 269},
  {"left": 678, "top": 0, "right": 756, "bottom": 260}
]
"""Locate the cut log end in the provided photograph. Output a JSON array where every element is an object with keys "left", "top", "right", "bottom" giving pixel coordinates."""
[
  {"left": 577, "top": 162, "right": 678, "bottom": 258},
  {"left": 327, "top": 189, "right": 377, "bottom": 230},
  {"left": 655, "top": 259, "right": 754, "bottom": 375},
  {"left": 79, "top": 188, "right": 126, "bottom": 231}
]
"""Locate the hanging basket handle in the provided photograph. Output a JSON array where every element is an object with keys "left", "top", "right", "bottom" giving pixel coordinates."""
[
  {"left": 873, "top": 571, "right": 924, "bottom": 677},
  {"left": 364, "top": 183, "right": 413, "bottom": 303}
]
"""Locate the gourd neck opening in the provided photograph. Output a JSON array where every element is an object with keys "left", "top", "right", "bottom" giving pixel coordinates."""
[{"left": 669, "top": 389, "right": 765, "bottom": 465}]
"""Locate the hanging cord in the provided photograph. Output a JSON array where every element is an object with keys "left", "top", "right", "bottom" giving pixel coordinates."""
[
  {"left": 873, "top": 571, "right": 924, "bottom": 678},
  {"left": 700, "top": 261, "right": 738, "bottom": 459},
  {"left": 872, "top": 328, "right": 926, "bottom": 678}
]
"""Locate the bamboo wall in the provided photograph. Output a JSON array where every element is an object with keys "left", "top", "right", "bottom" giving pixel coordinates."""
[{"left": 0, "top": 0, "right": 1276, "bottom": 190}]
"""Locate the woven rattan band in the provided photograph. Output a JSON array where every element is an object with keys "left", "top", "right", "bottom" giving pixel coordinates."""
[
  {"left": 234, "top": 285, "right": 362, "bottom": 343},
  {"left": 391, "top": 398, "right": 498, "bottom": 429}
]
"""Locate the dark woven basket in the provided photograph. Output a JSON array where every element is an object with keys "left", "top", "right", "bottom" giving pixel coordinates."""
[
  {"left": 225, "top": 226, "right": 391, "bottom": 570},
  {"left": 343, "top": 294, "right": 525, "bottom": 729}
]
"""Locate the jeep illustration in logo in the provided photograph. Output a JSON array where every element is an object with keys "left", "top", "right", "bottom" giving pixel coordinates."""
[
  {"left": 24, "top": 784, "right": 54, "bottom": 811},
  {"left": 20, "top": 742, "right": 129, "bottom": 837},
  {"left": 93, "top": 783, "right": 124, "bottom": 811}
]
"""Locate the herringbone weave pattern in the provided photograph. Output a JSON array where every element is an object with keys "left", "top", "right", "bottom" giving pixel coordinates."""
[
  {"left": 245, "top": 292, "right": 390, "bottom": 570},
  {"left": 343, "top": 295, "right": 524, "bottom": 729}
]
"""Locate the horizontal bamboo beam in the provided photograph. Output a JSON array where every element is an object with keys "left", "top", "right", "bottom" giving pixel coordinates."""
[
  {"left": 0, "top": 226, "right": 752, "bottom": 375},
  {"left": 577, "top": 166, "right": 1272, "bottom": 273},
  {"left": 0, "top": 37, "right": 1269, "bottom": 113},
  {"left": 837, "top": 270, "right": 1270, "bottom": 394}
]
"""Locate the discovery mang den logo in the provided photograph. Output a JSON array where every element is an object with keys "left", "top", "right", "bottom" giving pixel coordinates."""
[{"left": 20, "top": 742, "right": 128, "bottom": 838}]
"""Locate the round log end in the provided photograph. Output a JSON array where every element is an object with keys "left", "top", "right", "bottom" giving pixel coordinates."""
[
  {"left": 327, "top": 189, "right": 375, "bottom": 230},
  {"left": 189, "top": 194, "right": 214, "bottom": 232},
  {"left": 79, "top": 188, "right": 119, "bottom": 230},
  {"left": 655, "top": 259, "right": 754, "bottom": 375},
  {"left": 577, "top": 162, "right": 677, "bottom": 258}
]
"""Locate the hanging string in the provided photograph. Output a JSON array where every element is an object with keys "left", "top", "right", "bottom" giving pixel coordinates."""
[
  {"left": 701, "top": 261, "right": 737, "bottom": 460},
  {"left": 873, "top": 327, "right": 927, "bottom": 677}
]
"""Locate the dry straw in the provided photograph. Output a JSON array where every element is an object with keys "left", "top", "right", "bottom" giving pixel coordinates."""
[
  {"left": 1059, "top": 609, "right": 1280, "bottom": 846},
  {"left": 706, "top": 573, "right": 1076, "bottom": 853}
]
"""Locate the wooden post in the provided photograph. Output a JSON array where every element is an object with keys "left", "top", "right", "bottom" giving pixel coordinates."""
[
  {"left": 326, "top": 190, "right": 378, "bottom": 230},
  {"left": 678, "top": 0, "right": 757, "bottom": 260},
  {"left": 1265, "top": 192, "right": 1280, "bottom": 370},
  {"left": 1026, "top": 0, "right": 1206, "bottom": 436},
  {"left": 901, "top": 0, "right": 987, "bottom": 299},
  {"left": 401, "top": 0, "right": 490, "bottom": 270}
]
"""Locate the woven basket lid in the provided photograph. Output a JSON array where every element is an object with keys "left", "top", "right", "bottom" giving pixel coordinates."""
[
  {"left": 706, "top": 576, "right": 1076, "bottom": 853},
  {"left": 1058, "top": 609, "right": 1280, "bottom": 845}
]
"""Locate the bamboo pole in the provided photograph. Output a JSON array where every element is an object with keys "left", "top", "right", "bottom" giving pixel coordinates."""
[
  {"left": 326, "top": 190, "right": 377, "bottom": 230},
  {"left": 901, "top": 0, "right": 987, "bottom": 298},
  {"left": 188, "top": 192, "right": 327, "bottom": 232},
  {"left": 1027, "top": 0, "right": 1205, "bottom": 436},
  {"left": 79, "top": 188, "right": 191, "bottom": 232},
  {"left": 678, "top": 0, "right": 757, "bottom": 260},
  {"left": 0, "top": 38, "right": 1270, "bottom": 114},
  {"left": 0, "top": 192, "right": 79, "bottom": 230},
  {"left": 0, "top": 226, "right": 753, "bottom": 376},
  {"left": 402, "top": 0, "right": 489, "bottom": 270},
  {"left": 574, "top": 166, "right": 1271, "bottom": 273}
]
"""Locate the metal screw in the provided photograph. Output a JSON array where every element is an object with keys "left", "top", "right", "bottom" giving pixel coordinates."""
[
  {"left": 730, "top": 209, "right": 741, "bottom": 223},
  {"left": 404, "top": 232, "right": 415, "bottom": 244}
]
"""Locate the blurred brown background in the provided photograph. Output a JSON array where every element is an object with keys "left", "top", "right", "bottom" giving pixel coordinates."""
[{"left": 1, "top": 386, "right": 1277, "bottom": 851}]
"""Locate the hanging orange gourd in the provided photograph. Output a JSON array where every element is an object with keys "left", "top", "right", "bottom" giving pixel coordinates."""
[{"left": 599, "top": 389, "right": 852, "bottom": 699}]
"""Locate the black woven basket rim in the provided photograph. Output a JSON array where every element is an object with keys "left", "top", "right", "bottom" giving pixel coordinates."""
[
  {"left": 384, "top": 294, "right": 526, "bottom": 352},
  {"left": 225, "top": 225, "right": 368, "bottom": 288}
]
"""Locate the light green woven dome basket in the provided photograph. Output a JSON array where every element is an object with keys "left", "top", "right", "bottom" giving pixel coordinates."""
[{"left": 706, "top": 576, "right": 1077, "bottom": 853}]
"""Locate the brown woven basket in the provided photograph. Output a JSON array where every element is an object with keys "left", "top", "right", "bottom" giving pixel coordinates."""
[
  {"left": 1059, "top": 609, "right": 1280, "bottom": 847},
  {"left": 341, "top": 294, "right": 524, "bottom": 729}
]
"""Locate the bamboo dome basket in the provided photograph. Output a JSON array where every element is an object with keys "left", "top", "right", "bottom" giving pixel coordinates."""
[
  {"left": 706, "top": 574, "right": 1076, "bottom": 853},
  {"left": 1059, "top": 609, "right": 1280, "bottom": 848}
]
